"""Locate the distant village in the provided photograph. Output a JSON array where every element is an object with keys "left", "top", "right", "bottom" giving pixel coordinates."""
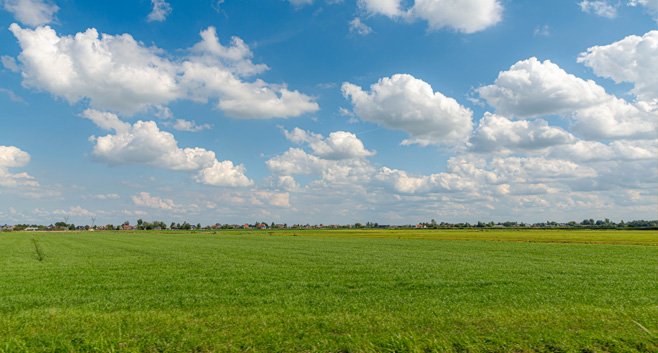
[{"left": 2, "top": 218, "right": 657, "bottom": 232}]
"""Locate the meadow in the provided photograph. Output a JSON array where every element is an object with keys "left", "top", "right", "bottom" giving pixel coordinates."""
[{"left": 0, "top": 229, "right": 656, "bottom": 352}]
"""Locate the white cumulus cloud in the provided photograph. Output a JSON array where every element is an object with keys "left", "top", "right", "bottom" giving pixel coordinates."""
[
  {"left": 578, "top": 30, "right": 658, "bottom": 106},
  {"left": 83, "top": 110, "right": 252, "bottom": 187},
  {"left": 410, "top": 0, "right": 503, "bottom": 33},
  {"left": 0, "top": 145, "right": 38, "bottom": 187},
  {"left": 2, "top": 0, "right": 58, "bottom": 26},
  {"left": 195, "top": 160, "right": 253, "bottom": 187},
  {"left": 478, "top": 57, "right": 657, "bottom": 139},
  {"left": 358, "top": 0, "right": 503, "bottom": 33},
  {"left": 9, "top": 24, "right": 318, "bottom": 119},
  {"left": 10, "top": 24, "right": 180, "bottom": 115},
  {"left": 478, "top": 57, "right": 608, "bottom": 117},
  {"left": 342, "top": 74, "right": 473, "bottom": 146},
  {"left": 267, "top": 148, "right": 375, "bottom": 185},
  {"left": 283, "top": 128, "right": 375, "bottom": 160},
  {"left": 91, "top": 120, "right": 216, "bottom": 171},
  {"left": 470, "top": 113, "right": 576, "bottom": 153}
]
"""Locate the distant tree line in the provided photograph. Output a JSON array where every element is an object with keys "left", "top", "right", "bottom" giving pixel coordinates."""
[
  {"left": 414, "top": 219, "right": 658, "bottom": 230},
  {"left": 3, "top": 218, "right": 657, "bottom": 232}
]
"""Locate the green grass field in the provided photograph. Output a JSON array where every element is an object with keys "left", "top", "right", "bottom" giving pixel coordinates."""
[{"left": 0, "top": 229, "right": 656, "bottom": 352}]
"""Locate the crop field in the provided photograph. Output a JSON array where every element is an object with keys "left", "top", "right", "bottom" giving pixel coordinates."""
[{"left": 0, "top": 229, "right": 656, "bottom": 352}]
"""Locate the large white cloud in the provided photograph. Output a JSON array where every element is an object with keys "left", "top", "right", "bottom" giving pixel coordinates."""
[
  {"left": 266, "top": 125, "right": 654, "bottom": 220},
  {"left": 9, "top": 24, "right": 318, "bottom": 118},
  {"left": 375, "top": 154, "right": 596, "bottom": 196},
  {"left": 92, "top": 120, "right": 217, "bottom": 171},
  {"left": 180, "top": 61, "right": 319, "bottom": 119},
  {"left": 189, "top": 26, "right": 268, "bottom": 77},
  {"left": 195, "top": 161, "right": 253, "bottom": 187},
  {"left": 578, "top": 30, "right": 658, "bottom": 106},
  {"left": 358, "top": 0, "right": 502, "bottom": 33},
  {"left": 283, "top": 128, "right": 375, "bottom": 160},
  {"left": 268, "top": 127, "right": 598, "bottom": 198},
  {"left": 342, "top": 74, "right": 473, "bottom": 146},
  {"left": 267, "top": 148, "right": 375, "bottom": 186},
  {"left": 10, "top": 24, "right": 180, "bottom": 115},
  {"left": 0, "top": 145, "right": 38, "bottom": 187},
  {"left": 478, "top": 57, "right": 608, "bottom": 117},
  {"left": 478, "top": 57, "right": 657, "bottom": 139},
  {"left": 571, "top": 97, "right": 657, "bottom": 139},
  {"left": 2, "top": 0, "right": 58, "bottom": 26},
  {"left": 267, "top": 148, "right": 324, "bottom": 175},
  {"left": 549, "top": 139, "right": 657, "bottom": 162},
  {"left": 489, "top": 156, "right": 597, "bottom": 181},
  {"left": 470, "top": 113, "right": 576, "bottom": 153},
  {"left": 0, "top": 145, "right": 30, "bottom": 168},
  {"left": 83, "top": 110, "right": 252, "bottom": 187},
  {"left": 267, "top": 128, "right": 376, "bottom": 187},
  {"left": 375, "top": 166, "right": 478, "bottom": 194},
  {"left": 409, "top": 0, "right": 503, "bottom": 33}
]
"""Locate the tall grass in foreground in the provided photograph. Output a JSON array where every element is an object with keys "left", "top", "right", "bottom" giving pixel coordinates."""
[{"left": 0, "top": 230, "right": 656, "bottom": 352}]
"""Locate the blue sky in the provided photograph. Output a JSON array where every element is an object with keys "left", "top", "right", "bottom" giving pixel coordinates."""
[{"left": 0, "top": 0, "right": 656, "bottom": 225}]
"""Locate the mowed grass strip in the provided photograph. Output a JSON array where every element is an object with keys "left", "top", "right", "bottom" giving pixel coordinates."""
[{"left": 0, "top": 230, "right": 656, "bottom": 352}]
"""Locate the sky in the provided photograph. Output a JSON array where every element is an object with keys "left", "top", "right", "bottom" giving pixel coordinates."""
[{"left": 0, "top": 0, "right": 656, "bottom": 226}]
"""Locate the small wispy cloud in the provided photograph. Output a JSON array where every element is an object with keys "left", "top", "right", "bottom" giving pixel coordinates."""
[
  {"left": 147, "top": 0, "right": 172, "bottom": 22},
  {"left": 171, "top": 119, "right": 212, "bottom": 132},
  {"left": 1, "top": 56, "right": 20, "bottom": 72},
  {"left": 0, "top": 88, "right": 25, "bottom": 103},
  {"left": 579, "top": 0, "right": 618, "bottom": 18},
  {"left": 349, "top": 17, "right": 373, "bottom": 36},
  {"left": 533, "top": 25, "right": 551, "bottom": 37}
]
